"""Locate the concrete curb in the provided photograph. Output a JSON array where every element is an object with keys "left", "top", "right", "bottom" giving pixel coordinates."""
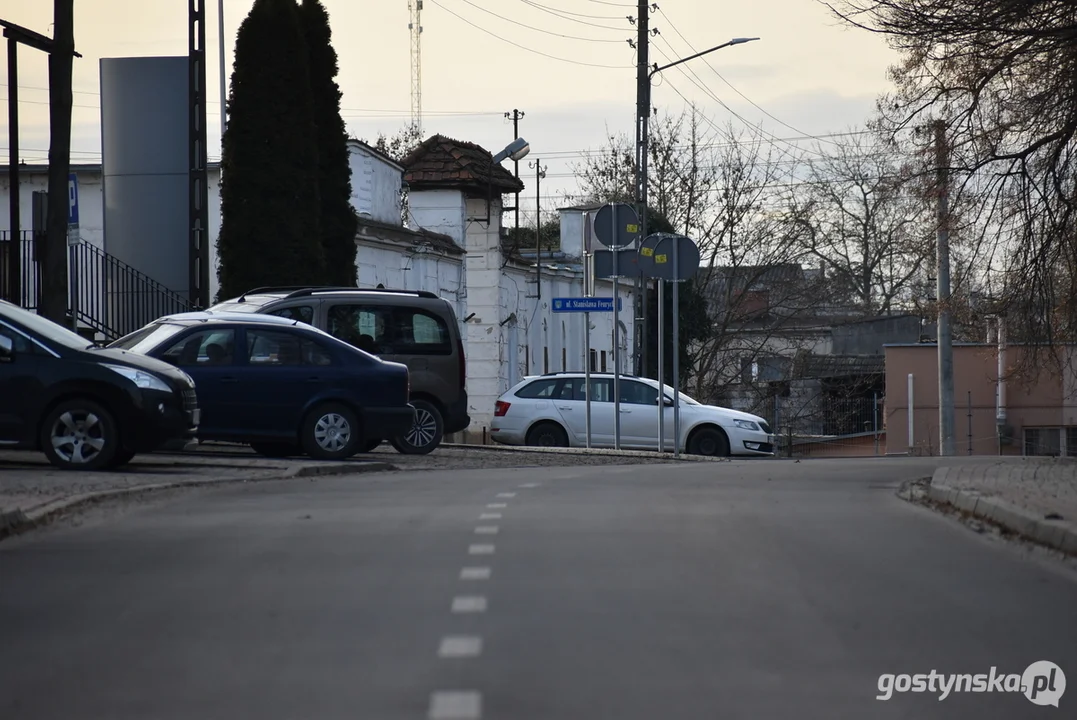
[
  {"left": 0, "top": 460, "right": 396, "bottom": 541},
  {"left": 439, "top": 443, "right": 734, "bottom": 462},
  {"left": 925, "top": 483, "right": 1077, "bottom": 556}
]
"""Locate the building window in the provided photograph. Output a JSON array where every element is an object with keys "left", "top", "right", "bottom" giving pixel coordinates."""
[
  {"left": 562, "top": 347, "right": 567, "bottom": 371},
  {"left": 600, "top": 350, "right": 607, "bottom": 372},
  {"left": 1024, "top": 428, "right": 1062, "bottom": 456},
  {"left": 589, "top": 349, "right": 597, "bottom": 372},
  {"left": 543, "top": 346, "right": 549, "bottom": 374},
  {"left": 1067, "top": 427, "right": 1077, "bottom": 457}
]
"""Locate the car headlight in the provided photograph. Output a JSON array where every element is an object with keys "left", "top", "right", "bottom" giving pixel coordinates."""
[
  {"left": 104, "top": 364, "right": 173, "bottom": 393},
  {"left": 733, "top": 419, "right": 760, "bottom": 431}
]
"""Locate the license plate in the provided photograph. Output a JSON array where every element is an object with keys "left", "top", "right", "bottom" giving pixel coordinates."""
[{"left": 190, "top": 409, "right": 201, "bottom": 426}]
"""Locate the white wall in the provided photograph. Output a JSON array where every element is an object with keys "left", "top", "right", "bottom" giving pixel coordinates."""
[
  {"left": 1, "top": 169, "right": 223, "bottom": 303},
  {"left": 0, "top": 172, "right": 106, "bottom": 248},
  {"left": 347, "top": 142, "right": 403, "bottom": 225},
  {"left": 355, "top": 240, "right": 465, "bottom": 322},
  {"left": 409, "top": 190, "right": 467, "bottom": 246}
]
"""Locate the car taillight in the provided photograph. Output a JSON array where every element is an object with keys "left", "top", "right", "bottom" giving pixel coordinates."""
[
  {"left": 494, "top": 401, "right": 510, "bottom": 417},
  {"left": 457, "top": 337, "right": 466, "bottom": 389}
]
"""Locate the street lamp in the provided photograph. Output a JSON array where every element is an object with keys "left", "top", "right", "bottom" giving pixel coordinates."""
[
  {"left": 635, "top": 36, "right": 758, "bottom": 385},
  {"left": 493, "top": 137, "right": 530, "bottom": 164}
]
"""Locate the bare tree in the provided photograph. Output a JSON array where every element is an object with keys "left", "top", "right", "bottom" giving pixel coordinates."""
[
  {"left": 571, "top": 110, "right": 837, "bottom": 397},
  {"left": 826, "top": 0, "right": 1077, "bottom": 358},
  {"left": 786, "top": 129, "right": 935, "bottom": 315}
]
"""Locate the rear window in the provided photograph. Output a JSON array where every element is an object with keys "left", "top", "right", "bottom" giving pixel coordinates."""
[{"left": 516, "top": 379, "right": 561, "bottom": 398}]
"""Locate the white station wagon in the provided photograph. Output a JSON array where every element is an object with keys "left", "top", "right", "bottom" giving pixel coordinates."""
[{"left": 490, "top": 372, "right": 776, "bottom": 457}]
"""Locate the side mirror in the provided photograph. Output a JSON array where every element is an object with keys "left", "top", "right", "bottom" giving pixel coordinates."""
[
  {"left": 0, "top": 334, "right": 14, "bottom": 362},
  {"left": 658, "top": 396, "right": 673, "bottom": 407}
]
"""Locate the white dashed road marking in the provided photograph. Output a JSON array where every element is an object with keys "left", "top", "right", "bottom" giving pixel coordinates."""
[
  {"left": 519, "top": 482, "right": 540, "bottom": 488},
  {"left": 486, "top": 503, "right": 507, "bottom": 509},
  {"left": 468, "top": 544, "right": 495, "bottom": 555},
  {"left": 479, "top": 513, "right": 501, "bottom": 520},
  {"left": 429, "top": 691, "right": 482, "bottom": 719},
  {"left": 460, "top": 566, "right": 491, "bottom": 580},
  {"left": 474, "top": 526, "right": 499, "bottom": 535},
  {"left": 438, "top": 636, "right": 483, "bottom": 658},
  {"left": 496, "top": 493, "right": 517, "bottom": 498},
  {"left": 452, "top": 596, "right": 488, "bottom": 613}
]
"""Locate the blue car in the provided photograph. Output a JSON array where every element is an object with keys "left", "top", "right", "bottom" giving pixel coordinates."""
[{"left": 109, "top": 312, "right": 414, "bottom": 460}]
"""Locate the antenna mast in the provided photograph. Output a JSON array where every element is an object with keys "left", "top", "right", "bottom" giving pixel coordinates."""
[{"left": 408, "top": 0, "right": 423, "bottom": 132}]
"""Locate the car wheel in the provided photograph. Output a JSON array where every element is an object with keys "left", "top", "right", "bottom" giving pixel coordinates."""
[
  {"left": 687, "top": 426, "right": 729, "bottom": 457},
  {"left": 358, "top": 438, "right": 382, "bottom": 453},
  {"left": 301, "top": 402, "right": 362, "bottom": 460},
  {"left": 249, "top": 441, "right": 301, "bottom": 458},
  {"left": 526, "top": 421, "right": 569, "bottom": 448},
  {"left": 390, "top": 400, "right": 443, "bottom": 455},
  {"left": 40, "top": 399, "right": 120, "bottom": 471}
]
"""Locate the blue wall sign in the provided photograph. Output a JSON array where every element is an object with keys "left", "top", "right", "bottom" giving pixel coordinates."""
[{"left": 551, "top": 297, "right": 622, "bottom": 313}]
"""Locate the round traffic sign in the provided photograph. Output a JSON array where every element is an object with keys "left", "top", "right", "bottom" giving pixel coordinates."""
[
  {"left": 651, "top": 234, "right": 701, "bottom": 282},
  {"left": 637, "top": 233, "right": 671, "bottom": 278},
  {"left": 593, "top": 203, "right": 641, "bottom": 249}
]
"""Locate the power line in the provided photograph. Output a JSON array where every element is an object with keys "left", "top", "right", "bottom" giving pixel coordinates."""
[
  {"left": 514, "top": 0, "right": 629, "bottom": 30},
  {"left": 446, "top": 0, "right": 624, "bottom": 42},
  {"left": 651, "top": 42, "right": 829, "bottom": 159},
  {"left": 429, "top": 0, "right": 630, "bottom": 68},
  {"left": 520, "top": 0, "right": 628, "bottom": 20},
  {"left": 588, "top": 0, "right": 634, "bottom": 6},
  {"left": 656, "top": 7, "right": 846, "bottom": 149},
  {"left": 1, "top": 85, "right": 504, "bottom": 117}
]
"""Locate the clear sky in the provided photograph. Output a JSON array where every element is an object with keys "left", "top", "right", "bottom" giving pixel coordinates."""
[{"left": 3, "top": 0, "right": 899, "bottom": 214}]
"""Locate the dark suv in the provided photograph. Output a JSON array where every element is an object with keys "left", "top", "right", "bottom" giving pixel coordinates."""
[
  {"left": 209, "top": 287, "right": 467, "bottom": 454},
  {"left": 0, "top": 300, "right": 199, "bottom": 470}
]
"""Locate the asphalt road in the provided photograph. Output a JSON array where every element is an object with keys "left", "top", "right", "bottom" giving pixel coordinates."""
[{"left": 2, "top": 458, "right": 1075, "bottom": 719}]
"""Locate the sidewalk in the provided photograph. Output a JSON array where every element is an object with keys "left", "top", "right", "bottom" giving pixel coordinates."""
[
  {"left": 923, "top": 458, "right": 1077, "bottom": 555},
  {"left": 0, "top": 450, "right": 396, "bottom": 538}
]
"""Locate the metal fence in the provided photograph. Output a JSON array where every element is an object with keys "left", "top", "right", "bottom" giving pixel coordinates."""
[
  {"left": 1, "top": 231, "right": 192, "bottom": 340},
  {"left": 724, "top": 391, "right": 885, "bottom": 457}
]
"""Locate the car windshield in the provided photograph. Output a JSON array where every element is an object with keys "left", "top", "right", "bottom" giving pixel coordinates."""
[
  {"left": 0, "top": 302, "right": 93, "bottom": 351},
  {"left": 108, "top": 322, "right": 187, "bottom": 354}
]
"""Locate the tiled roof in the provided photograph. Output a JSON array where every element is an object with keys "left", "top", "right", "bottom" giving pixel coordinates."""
[{"left": 402, "top": 134, "right": 524, "bottom": 194}]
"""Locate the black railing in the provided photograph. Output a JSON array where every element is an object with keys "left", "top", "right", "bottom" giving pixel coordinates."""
[{"left": 1, "top": 231, "right": 193, "bottom": 340}]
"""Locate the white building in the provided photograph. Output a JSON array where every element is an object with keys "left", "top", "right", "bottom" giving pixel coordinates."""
[{"left": 0, "top": 135, "right": 634, "bottom": 441}]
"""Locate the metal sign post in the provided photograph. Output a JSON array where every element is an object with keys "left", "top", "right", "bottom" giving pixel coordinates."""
[
  {"left": 637, "top": 233, "right": 664, "bottom": 452},
  {"left": 593, "top": 202, "right": 640, "bottom": 452},
  {"left": 611, "top": 204, "right": 621, "bottom": 449},
  {"left": 650, "top": 233, "right": 701, "bottom": 458},
  {"left": 672, "top": 238, "right": 681, "bottom": 459}
]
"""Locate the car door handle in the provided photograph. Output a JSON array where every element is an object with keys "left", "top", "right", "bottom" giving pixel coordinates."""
[
  {"left": 220, "top": 376, "right": 237, "bottom": 384},
  {"left": 557, "top": 405, "right": 572, "bottom": 411},
  {"left": 619, "top": 408, "right": 632, "bottom": 413}
]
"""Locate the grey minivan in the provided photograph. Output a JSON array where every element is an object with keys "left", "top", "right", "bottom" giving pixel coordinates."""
[{"left": 209, "top": 287, "right": 467, "bottom": 454}]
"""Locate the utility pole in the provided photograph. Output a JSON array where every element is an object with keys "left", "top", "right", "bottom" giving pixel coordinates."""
[
  {"left": 5, "top": 34, "right": 19, "bottom": 305},
  {"left": 218, "top": 0, "right": 227, "bottom": 135},
  {"left": 41, "top": 0, "right": 75, "bottom": 327},
  {"left": 935, "top": 119, "right": 955, "bottom": 456},
  {"left": 634, "top": 0, "right": 651, "bottom": 377},
  {"left": 506, "top": 109, "right": 525, "bottom": 231},
  {"left": 530, "top": 159, "right": 546, "bottom": 300}
]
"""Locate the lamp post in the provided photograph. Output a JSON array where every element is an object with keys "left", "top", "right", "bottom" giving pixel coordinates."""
[{"left": 636, "top": 37, "right": 758, "bottom": 395}]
